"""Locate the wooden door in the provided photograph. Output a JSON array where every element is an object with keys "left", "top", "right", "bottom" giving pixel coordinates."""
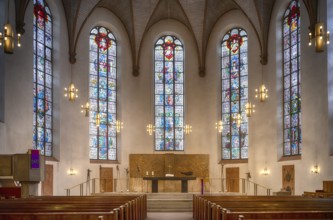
[
  {"left": 100, "top": 167, "right": 113, "bottom": 192},
  {"left": 282, "top": 165, "right": 295, "bottom": 195},
  {"left": 42, "top": 164, "right": 53, "bottom": 196},
  {"left": 226, "top": 167, "right": 239, "bottom": 192}
]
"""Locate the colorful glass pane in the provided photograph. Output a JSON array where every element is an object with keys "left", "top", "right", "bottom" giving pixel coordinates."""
[
  {"left": 33, "top": 0, "right": 52, "bottom": 157},
  {"left": 154, "top": 36, "right": 184, "bottom": 151},
  {"left": 89, "top": 26, "right": 117, "bottom": 160},
  {"left": 221, "top": 28, "right": 248, "bottom": 160},
  {"left": 283, "top": 0, "right": 301, "bottom": 156}
]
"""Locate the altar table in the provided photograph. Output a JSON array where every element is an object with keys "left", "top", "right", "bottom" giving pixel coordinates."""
[{"left": 143, "top": 176, "right": 196, "bottom": 193}]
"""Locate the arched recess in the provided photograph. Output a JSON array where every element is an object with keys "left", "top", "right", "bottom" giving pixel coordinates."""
[
  {"left": 75, "top": 7, "right": 132, "bottom": 163},
  {"left": 205, "top": 9, "right": 260, "bottom": 179},
  {"left": 139, "top": 19, "right": 199, "bottom": 153},
  {"left": 137, "top": 0, "right": 200, "bottom": 77}
]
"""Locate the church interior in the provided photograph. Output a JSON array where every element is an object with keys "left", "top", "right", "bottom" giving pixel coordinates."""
[{"left": 0, "top": 0, "right": 333, "bottom": 216}]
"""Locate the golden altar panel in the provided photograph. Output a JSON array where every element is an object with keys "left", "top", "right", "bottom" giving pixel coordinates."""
[{"left": 129, "top": 154, "right": 209, "bottom": 178}]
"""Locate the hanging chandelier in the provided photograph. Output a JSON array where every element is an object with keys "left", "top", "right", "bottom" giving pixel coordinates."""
[
  {"left": 64, "top": 64, "right": 78, "bottom": 101},
  {"left": 146, "top": 124, "right": 155, "bottom": 135},
  {"left": 0, "top": 0, "right": 21, "bottom": 54},
  {"left": 215, "top": 120, "right": 223, "bottom": 133},
  {"left": 64, "top": 82, "right": 78, "bottom": 101},
  {"left": 183, "top": 124, "right": 192, "bottom": 134},
  {"left": 95, "top": 113, "right": 101, "bottom": 127},
  {"left": 233, "top": 113, "right": 242, "bottom": 128},
  {"left": 81, "top": 102, "right": 90, "bottom": 117},
  {"left": 245, "top": 102, "right": 255, "bottom": 117},
  {"left": 309, "top": 23, "right": 330, "bottom": 52},
  {"left": 255, "top": 84, "right": 268, "bottom": 102},
  {"left": 308, "top": 0, "right": 330, "bottom": 52},
  {"left": 115, "top": 120, "right": 123, "bottom": 133}
]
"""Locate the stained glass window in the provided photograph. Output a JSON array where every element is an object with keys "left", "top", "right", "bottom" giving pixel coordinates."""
[
  {"left": 89, "top": 26, "right": 117, "bottom": 160},
  {"left": 154, "top": 36, "right": 184, "bottom": 151},
  {"left": 221, "top": 28, "right": 248, "bottom": 160},
  {"left": 283, "top": 0, "right": 301, "bottom": 156},
  {"left": 33, "top": 0, "right": 53, "bottom": 156}
]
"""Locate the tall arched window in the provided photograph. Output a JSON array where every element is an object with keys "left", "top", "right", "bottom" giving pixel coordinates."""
[
  {"left": 154, "top": 36, "right": 184, "bottom": 151},
  {"left": 89, "top": 26, "right": 117, "bottom": 161},
  {"left": 283, "top": 0, "right": 301, "bottom": 156},
  {"left": 221, "top": 28, "right": 248, "bottom": 160},
  {"left": 33, "top": 0, "right": 53, "bottom": 156}
]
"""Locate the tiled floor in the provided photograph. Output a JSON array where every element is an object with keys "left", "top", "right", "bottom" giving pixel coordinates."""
[{"left": 147, "top": 212, "right": 193, "bottom": 220}]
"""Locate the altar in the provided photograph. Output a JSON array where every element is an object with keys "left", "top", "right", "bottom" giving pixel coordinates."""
[
  {"left": 129, "top": 153, "right": 209, "bottom": 192},
  {"left": 143, "top": 176, "right": 196, "bottom": 193}
]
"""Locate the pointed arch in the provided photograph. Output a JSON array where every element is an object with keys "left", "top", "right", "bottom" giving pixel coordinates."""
[
  {"left": 282, "top": 0, "right": 302, "bottom": 156},
  {"left": 33, "top": 0, "right": 53, "bottom": 156},
  {"left": 154, "top": 35, "right": 184, "bottom": 151},
  {"left": 89, "top": 26, "right": 118, "bottom": 161},
  {"left": 221, "top": 28, "right": 248, "bottom": 160}
]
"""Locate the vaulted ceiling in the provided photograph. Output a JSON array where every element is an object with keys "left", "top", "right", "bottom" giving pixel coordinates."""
[{"left": 15, "top": 0, "right": 319, "bottom": 76}]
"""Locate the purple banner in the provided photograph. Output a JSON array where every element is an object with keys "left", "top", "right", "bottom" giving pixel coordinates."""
[{"left": 31, "top": 149, "right": 40, "bottom": 169}]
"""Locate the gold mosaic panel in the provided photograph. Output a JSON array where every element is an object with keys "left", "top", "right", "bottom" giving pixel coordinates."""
[{"left": 129, "top": 154, "right": 209, "bottom": 178}]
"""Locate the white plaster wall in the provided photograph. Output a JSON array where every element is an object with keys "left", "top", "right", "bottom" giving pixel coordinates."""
[
  {"left": 251, "top": 0, "right": 333, "bottom": 195},
  {"left": 0, "top": 0, "right": 6, "bottom": 148},
  {"left": 327, "top": 0, "right": 333, "bottom": 156},
  {"left": 206, "top": 9, "right": 261, "bottom": 189},
  {"left": 2, "top": 0, "right": 34, "bottom": 155},
  {"left": 0, "top": 0, "right": 332, "bottom": 196}
]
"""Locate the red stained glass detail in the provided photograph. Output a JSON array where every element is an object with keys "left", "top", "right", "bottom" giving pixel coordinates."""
[
  {"left": 34, "top": 3, "right": 48, "bottom": 23},
  {"left": 227, "top": 34, "right": 243, "bottom": 53},
  {"left": 287, "top": 5, "right": 299, "bottom": 27},
  {"left": 95, "top": 33, "right": 112, "bottom": 51},
  {"left": 163, "top": 39, "right": 175, "bottom": 60},
  {"left": 164, "top": 45, "right": 174, "bottom": 60}
]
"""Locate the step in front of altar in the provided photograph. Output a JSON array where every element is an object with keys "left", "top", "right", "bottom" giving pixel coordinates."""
[{"left": 147, "top": 193, "right": 193, "bottom": 212}]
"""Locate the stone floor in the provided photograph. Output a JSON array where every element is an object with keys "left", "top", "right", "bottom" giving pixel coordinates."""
[{"left": 147, "top": 212, "right": 193, "bottom": 220}]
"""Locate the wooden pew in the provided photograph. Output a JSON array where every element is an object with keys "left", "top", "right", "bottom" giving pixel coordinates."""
[
  {"left": 193, "top": 194, "right": 333, "bottom": 220},
  {"left": 0, "top": 194, "right": 147, "bottom": 220}
]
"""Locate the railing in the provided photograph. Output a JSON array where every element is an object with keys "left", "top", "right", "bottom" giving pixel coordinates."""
[
  {"left": 65, "top": 177, "right": 271, "bottom": 196},
  {"left": 65, "top": 178, "right": 130, "bottom": 196},
  {"left": 200, "top": 178, "right": 271, "bottom": 196}
]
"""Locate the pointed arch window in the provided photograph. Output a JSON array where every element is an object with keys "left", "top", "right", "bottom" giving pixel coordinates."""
[
  {"left": 221, "top": 28, "right": 248, "bottom": 160},
  {"left": 154, "top": 36, "right": 184, "bottom": 151},
  {"left": 33, "top": 0, "right": 53, "bottom": 156},
  {"left": 282, "top": 0, "right": 301, "bottom": 156},
  {"left": 89, "top": 26, "right": 117, "bottom": 161}
]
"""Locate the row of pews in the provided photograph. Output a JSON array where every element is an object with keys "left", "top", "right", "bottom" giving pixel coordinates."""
[
  {"left": 0, "top": 194, "right": 146, "bottom": 220},
  {"left": 193, "top": 194, "right": 333, "bottom": 220}
]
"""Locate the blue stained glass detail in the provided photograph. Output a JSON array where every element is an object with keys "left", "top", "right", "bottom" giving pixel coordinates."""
[
  {"left": 154, "top": 36, "right": 184, "bottom": 151},
  {"left": 283, "top": 0, "right": 301, "bottom": 156},
  {"left": 89, "top": 26, "right": 117, "bottom": 160},
  {"left": 33, "top": 0, "right": 53, "bottom": 156},
  {"left": 221, "top": 28, "right": 248, "bottom": 160}
]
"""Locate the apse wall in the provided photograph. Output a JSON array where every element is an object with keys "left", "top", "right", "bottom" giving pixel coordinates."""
[{"left": 0, "top": 0, "right": 332, "bottom": 196}]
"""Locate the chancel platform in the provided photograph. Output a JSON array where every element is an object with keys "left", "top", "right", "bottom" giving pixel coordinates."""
[{"left": 143, "top": 176, "right": 196, "bottom": 193}]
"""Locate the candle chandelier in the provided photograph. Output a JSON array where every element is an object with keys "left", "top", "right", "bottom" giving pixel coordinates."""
[
  {"left": 0, "top": 0, "right": 21, "bottom": 54},
  {"left": 245, "top": 102, "right": 255, "bottom": 117},
  {"left": 233, "top": 113, "right": 242, "bottom": 128},
  {"left": 183, "top": 124, "right": 192, "bottom": 134},
  {"left": 64, "top": 63, "right": 78, "bottom": 101},
  {"left": 115, "top": 120, "right": 123, "bottom": 133},
  {"left": 81, "top": 102, "right": 90, "bottom": 117},
  {"left": 215, "top": 120, "right": 223, "bottom": 133},
  {"left": 255, "top": 65, "right": 268, "bottom": 102},
  {"left": 308, "top": 0, "right": 330, "bottom": 52},
  {"left": 95, "top": 113, "right": 101, "bottom": 127},
  {"left": 146, "top": 124, "right": 155, "bottom": 135}
]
